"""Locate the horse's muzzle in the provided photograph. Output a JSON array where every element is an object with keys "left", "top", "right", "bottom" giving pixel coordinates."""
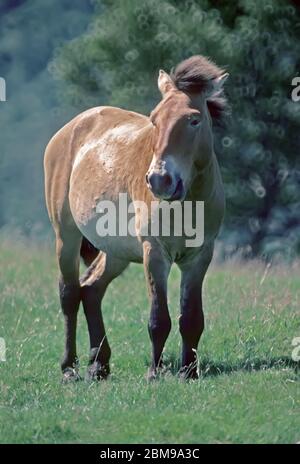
[{"left": 146, "top": 171, "right": 185, "bottom": 201}]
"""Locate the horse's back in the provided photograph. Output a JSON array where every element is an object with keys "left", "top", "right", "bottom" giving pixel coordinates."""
[
  {"left": 67, "top": 108, "right": 154, "bottom": 261},
  {"left": 44, "top": 105, "right": 151, "bottom": 234}
]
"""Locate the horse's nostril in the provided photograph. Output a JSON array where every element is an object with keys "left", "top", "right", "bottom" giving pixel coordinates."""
[
  {"left": 162, "top": 173, "right": 173, "bottom": 188},
  {"left": 147, "top": 173, "right": 157, "bottom": 190},
  {"left": 147, "top": 172, "right": 174, "bottom": 194}
]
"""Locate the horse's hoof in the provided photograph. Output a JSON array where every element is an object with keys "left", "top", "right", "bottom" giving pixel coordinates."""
[
  {"left": 61, "top": 367, "right": 82, "bottom": 383},
  {"left": 85, "top": 361, "right": 110, "bottom": 381},
  {"left": 178, "top": 366, "right": 199, "bottom": 381},
  {"left": 146, "top": 367, "right": 158, "bottom": 382},
  {"left": 146, "top": 365, "right": 168, "bottom": 382}
]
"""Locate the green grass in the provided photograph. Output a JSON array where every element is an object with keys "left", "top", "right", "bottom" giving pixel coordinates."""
[{"left": 0, "top": 237, "right": 299, "bottom": 444}]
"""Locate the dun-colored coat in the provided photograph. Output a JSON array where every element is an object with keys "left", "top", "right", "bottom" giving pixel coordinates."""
[{"left": 44, "top": 55, "right": 229, "bottom": 381}]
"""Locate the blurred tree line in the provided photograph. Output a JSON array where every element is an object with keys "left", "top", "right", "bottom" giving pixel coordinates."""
[
  {"left": 1, "top": 0, "right": 299, "bottom": 259},
  {"left": 51, "top": 0, "right": 300, "bottom": 259},
  {"left": 0, "top": 0, "right": 93, "bottom": 235}
]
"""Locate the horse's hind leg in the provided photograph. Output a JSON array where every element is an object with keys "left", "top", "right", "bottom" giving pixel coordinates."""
[
  {"left": 56, "top": 229, "right": 82, "bottom": 382},
  {"left": 80, "top": 252, "right": 129, "bottom": 380}
]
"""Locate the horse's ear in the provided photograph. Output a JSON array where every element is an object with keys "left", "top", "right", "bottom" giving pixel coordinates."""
[
  {"left": 207, "top": 72, "right": 229, "bottom": 97},
  {"left": 158, "top": 69, "right": 175, "bottom": 96}
]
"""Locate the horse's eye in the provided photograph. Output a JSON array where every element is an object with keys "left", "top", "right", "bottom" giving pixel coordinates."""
[{"left": 190, "top": 118, "right": 201, "bottom": 128}]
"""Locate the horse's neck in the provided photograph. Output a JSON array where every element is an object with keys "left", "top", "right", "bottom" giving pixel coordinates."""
[{"left": 188, "top": 152, "right": 219, "bottom": 201}]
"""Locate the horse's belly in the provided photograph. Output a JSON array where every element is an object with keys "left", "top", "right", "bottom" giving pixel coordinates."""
[{"left": 75, "top": 214, "right": 144, "bottom": 263}]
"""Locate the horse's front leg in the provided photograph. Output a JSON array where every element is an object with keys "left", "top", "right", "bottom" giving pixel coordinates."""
[
  {"left": 143, "top": 241, "right": 172, "bottom": 381},
  {"left": 178, "top": 245, "right": 214, "bottom": 379}
]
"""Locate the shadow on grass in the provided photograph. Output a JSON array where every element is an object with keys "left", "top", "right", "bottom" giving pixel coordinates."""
[{"left": 159, "top": 354, "right": 299, "bottom": 378}]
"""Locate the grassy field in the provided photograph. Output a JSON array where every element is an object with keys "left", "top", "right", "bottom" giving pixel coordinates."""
[{"left": 0, "top": 237, "right": 299, "bottom": 444}]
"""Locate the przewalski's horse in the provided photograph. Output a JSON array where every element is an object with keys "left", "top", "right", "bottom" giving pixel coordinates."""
[{"left": 44, "top": 55, "right": 228, "bottom": 382}]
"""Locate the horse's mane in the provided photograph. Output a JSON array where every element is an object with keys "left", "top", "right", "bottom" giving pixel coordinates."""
[{"left": 170, "top": 55, "right": 229, "bottom": 122}]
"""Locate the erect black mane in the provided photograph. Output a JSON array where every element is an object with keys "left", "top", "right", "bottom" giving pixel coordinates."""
[{"left": 170, "top": 55, "right": 229, "bottom": 122}]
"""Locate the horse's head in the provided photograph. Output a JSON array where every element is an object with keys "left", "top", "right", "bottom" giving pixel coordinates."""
[{"left": 146, "top": 55, "right": 229, "bottom": 201}]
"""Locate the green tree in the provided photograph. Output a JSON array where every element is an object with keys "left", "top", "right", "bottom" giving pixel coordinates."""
[
  {"left": 0, "top": 0, "right": 93, "bottom": 234},
  {"left": 52, "top": 0, "right": 300, "bottom": 259}
]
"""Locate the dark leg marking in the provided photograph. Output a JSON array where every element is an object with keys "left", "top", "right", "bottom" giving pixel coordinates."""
[
  {"left": 80, "top": 253, "right": 128, "bottom": 381},
  {"left": 143, "top": 241, "right": 172, "bottom": 381}
]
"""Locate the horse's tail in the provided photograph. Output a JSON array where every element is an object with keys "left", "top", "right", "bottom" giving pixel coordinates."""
[{"left": 80, "top": 237, "right": 99, "bottom": 267}]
